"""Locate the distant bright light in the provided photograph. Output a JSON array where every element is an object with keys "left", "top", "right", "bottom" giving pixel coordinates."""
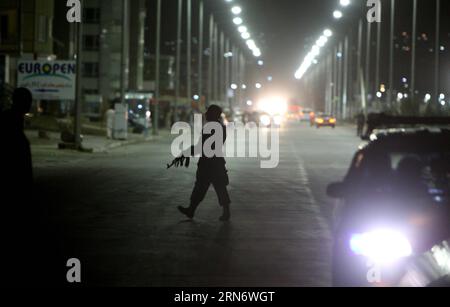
[
  {"left": 241, "top": 32, "right": 251, "bottom": 39},
  {"left": 258, "top": 96, "right": 288, "bottom": 116},
  {"left": 238, "top": 26, "right": 247, "bottom": 33},
  {"left": 138, "top": 104, "right": 143, "bottom": 110},
  {"left": 336, "top": 52, "right": 343, "bottom": 58},
  {"left": 241, "top": 84, "right": 247, "bottom": 90},
  {"left": 255, "top": 83, "right": 262, "bottom": 89},
  {"left": 246, "top": 39, "right": 256, "bottom": 50},
  {"left": 397, "top": 93, "right": 404, "bottom": 100},
  {"left": 376, "top": 91, "right": 382, "bottom": 98},
  {"left": 246, "top": 100, "right": 253, "bottom": 106},
  {"left": 224, "top": 52, "right": 233, "bottom": 58},
  {"left": 340, "top": 0, "right": 351, "bottom": 7},
  {"left": 258, "top": 60, "right": 264, "bottom": 66},
  {"left": 333, "top": 10, "right": 343, "bottom": 19},
  {"left": 233, "top": 17, "right": 243, "bottom": 25},
  {"left": 402, "top": 77, "right": 408, "bottom": 83},
  {"left": 424, "top": 93, "right": 431, "bottom": 103},
  {"left": 267, "top": 76, "right": 273, "bottom": 82},
  {"left": 253, "top": 49, "right": 262, "bottom": 57},
  {"left": 231, "top": 84, "right": 238, "bottom": 90},
  {"left": 324, "top": 29, "right": 333, "bottom": 37},
  {"left": 231, "top": 6, "right": 242, "bottom": 15},
  {"left": 260, "top": 114, "right": 271, "bottom": 127},
  {"left": 439, "top": 93, "right": 446, "bottom": 101},
  {"left": 316, "top": 36, "right": 328, "bottom": 47},
  {"left": 193, "top": 95, "right": 200, "bottom": 100}
]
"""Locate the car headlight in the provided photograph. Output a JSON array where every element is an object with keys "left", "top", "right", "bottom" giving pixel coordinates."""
[
  {"left": 350, "top": 229, "right": 412, "bottom": 263},
  {"left": 316, "top": 118, "right": 324, "bottom": 124},
  {"left": 273, "top": 115, "right": 283, "bottom": 126},
  {"left": 260, "top": 115, "right": 271, "bottom": 127}
]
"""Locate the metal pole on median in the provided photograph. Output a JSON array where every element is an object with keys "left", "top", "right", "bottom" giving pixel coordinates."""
[
  {"left": 225, "top": 38, "right": 231, "bottom": 112},
  {"left": 387, "top": 0, "right": 395, "bottom": 109},
  {"left": 356, "top": 19, "right": 363, "bottom": 113},
  {"left": 434, "top": 0, "right": 441, "bottom": 108},
  {"left": 343, "top": 36, "right": 349, "bottom": 120},
  {"left": 174, "top": 0, "right": 182, "bottom": 123},
  {"left": 186, "top": 0, "right": 192, "bottom": 109},
  {"left": 120, "top": 0, "right": 128, "bottom": 107},
  {"left": 365, "top": 21, "right": 372, "bottom": 102},
  {"left": 207, "top": 14, "right": 214, "bottom": 106},
  {"left": 198, "top": 0, "right": 204, "bottom": 102},
  {"left": 410, "top": 0, "right": 417, "bottom": 101},
  {"left": 154, "top": 0, "right": 161, "bottom": 135},
  {"left": 375, "top": 13, "right": 381, "bottom": 102},
  {"left": 74, "top": 20, "right": 83, "bottom": 149}
]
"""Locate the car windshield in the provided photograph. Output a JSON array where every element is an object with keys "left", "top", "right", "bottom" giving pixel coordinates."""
[{"left": 347, "top": 147, "right": 450, "bottom": 204}]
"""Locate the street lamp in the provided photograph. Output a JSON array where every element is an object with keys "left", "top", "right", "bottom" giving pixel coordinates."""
[
  {"left": 231, "top": 6, "right": 242, "bottom": 15},
  {"left": 324, "top": 29, "right": 333, "bottom": 37},
  {"left": 238, "top": 26, "right": 247, "bottom": 33},
  {"left": 233, "top": 17, "right": 243, "bottom": 25},
  {"left": 340, "top": 0, "right": 351, "bottom": 7},
  {"left": 333, "top": 10, "right": 343, "bottom": 19},
  {"left": 241, "top": 32, "right": 250, "bottom": 39}
]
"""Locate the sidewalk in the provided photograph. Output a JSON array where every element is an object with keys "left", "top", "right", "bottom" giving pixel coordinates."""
[{"left": 25, "top": 130, "right": 161, "bottom": 153}]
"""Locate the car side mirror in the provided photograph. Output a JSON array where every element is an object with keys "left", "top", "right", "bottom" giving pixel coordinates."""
[{"left": 327, "top": 182, "right": 347, "bottom": 199}]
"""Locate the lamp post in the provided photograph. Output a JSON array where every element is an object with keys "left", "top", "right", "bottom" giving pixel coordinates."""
[
  {"left": 387, "top": 0, "right": 395, "bottom": 108},
  {"left": 153, "top": 0, "right": 161, "bottom": 135},
  {"left": 207, "top": 14, "right": 214, "bottom": 105},
  {"left": 186, "top": 0, "right": 192, "bottom": 111},
  {"left": 365, "top": 21, "right": 372, "bottom": 101},
  {"left": 198, "top": 1, "right": 204, "bottom": 103},
  {"left": 174, "top": 0, "right": 182, "bottom": 123},
  {"left": 434, "top": 0, "right": 441, "bottom": 108},
  {"left": 410, "top": 0, "right": 417, "bottom": 101},
  {"left": 74, "top": 20, "right": 83, "bottom": 148},
  {"left": 375, "top": 12, "right": 381, "bottom": 102}
]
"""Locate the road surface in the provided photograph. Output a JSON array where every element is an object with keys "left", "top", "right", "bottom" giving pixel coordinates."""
[{"left": 33, "top": 123, "right": 361, "bottom": 287}]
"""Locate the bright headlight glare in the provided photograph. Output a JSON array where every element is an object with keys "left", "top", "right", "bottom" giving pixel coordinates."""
[
  {"left": 350, "top": 229, "right": 412, "bottom": 263},
  {"left": 273, "top": 115, "right": 283, "bottom": 126},
  {"left": 260, "top": 115, "right": 271, "bottom": 127}
]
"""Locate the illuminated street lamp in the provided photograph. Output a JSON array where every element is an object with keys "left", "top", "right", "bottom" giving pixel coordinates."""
[
  {"left": 238, "top": 26, "right": 247, "bottom": 33},
  {"left": 231, "top": 6, "right": 242, "bottom": 15},
  {"left": 333, "top": 10, "right": 343, "bottom": 19},
  {"left": 233, "top": 17, "right": 243, "bottom": 25},
  {"left": 241, "top": 32, "right": 251, "bottom": 39}
]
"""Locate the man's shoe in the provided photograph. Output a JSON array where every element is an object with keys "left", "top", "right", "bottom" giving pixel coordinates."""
[
  {"left": 178, "top": 206, "right": 194, "bottom": 219},
  {"left": 219, "top": 206, "right": 231, "bottom": 222}
]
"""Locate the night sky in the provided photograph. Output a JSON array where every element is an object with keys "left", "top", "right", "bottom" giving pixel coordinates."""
[{"left": 146, "top": 0, "right": 450, "bottom": 101}]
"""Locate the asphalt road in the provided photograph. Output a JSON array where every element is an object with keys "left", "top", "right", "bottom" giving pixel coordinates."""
[{"left": 33, "top": 122, "right": 362, "bottom": 287}]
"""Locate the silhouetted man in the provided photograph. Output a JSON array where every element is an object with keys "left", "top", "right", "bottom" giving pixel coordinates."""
[
  {"left": 0, "top": 88, "right": 37, "bottom": 285},
  {"left": 356, "top": 111, "right": 366, "bottom": 137},
  {"left": 177, "top": 105, "right": 231, "bottom": 222}
]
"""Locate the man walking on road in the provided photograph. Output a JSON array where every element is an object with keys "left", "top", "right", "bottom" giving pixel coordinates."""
[{"left": 174, "top": 105, "right": 231, "bottom": 222}]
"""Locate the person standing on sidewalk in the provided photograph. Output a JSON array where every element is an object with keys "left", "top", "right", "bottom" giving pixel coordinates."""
[
  {"left": 174, "top": 105, "right": 232, "bottom": 222},
  {"left": 356, "top": 111, "right": 366, "bottom": 137}
]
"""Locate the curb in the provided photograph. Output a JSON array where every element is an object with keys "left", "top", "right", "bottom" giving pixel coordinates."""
[{"left": 91, "top": 136, "right": 155, "bottom": 153}]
